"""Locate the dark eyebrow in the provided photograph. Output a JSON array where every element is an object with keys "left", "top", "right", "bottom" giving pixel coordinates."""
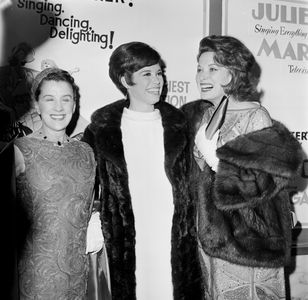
[
  {"left": 139, "top": 69, "right": 152, "bottom": 73},
  {"left": 41, "top": 94, "right": 73, "bottom": 98},
  {"left": 139, "top": 66, "right": 161, "bottom": 73}
]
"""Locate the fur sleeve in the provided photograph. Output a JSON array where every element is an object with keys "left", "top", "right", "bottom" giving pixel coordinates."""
[
  {"left": 197, "top": 121, "right": 303, "bottom": 268},
  {"left": 214, "top": 120, "right": 303, "bottom": 210},
  {"left": 197, "top": 166, "right": 292, "bottom": 267},
  {"left": 82, "top": 123, "right": 96, "bottom": 150},
  {"left": 81, "top": 123, "right": 102, "bottom": 211}
]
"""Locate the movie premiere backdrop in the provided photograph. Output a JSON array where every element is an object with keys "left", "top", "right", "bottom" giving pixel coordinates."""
[
  {"left": 0, "top": 0, "right": 308, "bottom": 297},
  {"left": 1, "top": 0, "right": 307, "bottom": 239},
  {"left": 0, "top": 0, "right": 203, "bottom": 134},
  {"left": 1, "top": 1, "right": 307, "bottom": 221}
]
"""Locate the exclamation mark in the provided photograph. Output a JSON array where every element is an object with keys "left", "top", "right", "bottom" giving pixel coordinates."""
[{"left": 109, "top": 31, "right": 114, "bottom": 49}]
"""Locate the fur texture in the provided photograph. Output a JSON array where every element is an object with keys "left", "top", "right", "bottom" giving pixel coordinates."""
[
  {"left": 182, "top": 100, "right": 303, "bottom": 268},
  {"left": 83, "top": 100, "right": 204, "bottom": 300}
]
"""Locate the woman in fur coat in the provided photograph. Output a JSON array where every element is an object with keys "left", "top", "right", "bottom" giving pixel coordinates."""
[
  {"left": 181, "top": 35, "right": 303, "bottom": 300},
  {"left": 83, "top": 42, "right": 203, "bottom": 300}
]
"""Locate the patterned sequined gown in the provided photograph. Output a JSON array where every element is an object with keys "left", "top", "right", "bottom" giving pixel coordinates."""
[
  {"left": 15, "top": 137, "right": 96, "bottom": 300},
  {"left": 196, "top": 104, "right": 286, "bottom": 300}
]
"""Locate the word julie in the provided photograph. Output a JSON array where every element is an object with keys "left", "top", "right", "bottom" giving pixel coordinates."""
[{"left": 252, "top": 2, "right": 308, "bottom": 25}]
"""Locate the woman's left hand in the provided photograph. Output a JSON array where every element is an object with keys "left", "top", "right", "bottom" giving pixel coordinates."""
[
  {"left": 86, "top": 212, "right": 104, "bottom": 254},
  {"left": 196, "top": 130, "right": 219, "bottom": 172}
]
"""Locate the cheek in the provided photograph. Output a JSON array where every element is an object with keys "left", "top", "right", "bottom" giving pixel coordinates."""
[
  {"left": 215, "top": 74, "right": 229, "bottom": 87},
  {"left": 34, "top": 101, "right": 41, "bottom": 112},
  {"left": 66, "top": 103, "right": 75, "bottom": 114},
  {"left": 36, "top": 103, "right": 47, "bottom": 114},
  {"left": 195, "top": 74, "right": 200, "bottom": 85},
  {"left": 159, "top": 77, "right": 164, "bottom": 89},
  {"left": 218, "top": 85, "right": 226, "bottom": 94},
  {"left": 222, "top": 72, "right": 232, "bottom": 85}
]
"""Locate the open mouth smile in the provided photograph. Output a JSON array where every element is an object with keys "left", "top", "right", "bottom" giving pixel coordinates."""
[
  {"left": 50, "top": 114, "right": 66, "bottom": 120},
  {"left": 200, "top": 83, "right": 213, "bottom": 92},
  {"left": 147, "top": 88, "right": 161, "bottom": 95}
]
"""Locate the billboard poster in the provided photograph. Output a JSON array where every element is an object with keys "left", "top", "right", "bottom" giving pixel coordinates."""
[
  {"left": 221, "top": 1, "right": 308, "bottom": 297},
  {"left": 0, "top": 0, "right": 203, "bottom": 136},
  {"left": 222, "top": 0, "right": 308, "bottom": 229}
]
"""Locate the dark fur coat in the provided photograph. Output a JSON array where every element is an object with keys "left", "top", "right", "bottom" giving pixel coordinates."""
[
  {"left": 83, "top": 100, "right": 204, "bottom": 300},
  {"left": 181, "top": 100, "right": 303, "bottom": 268}
]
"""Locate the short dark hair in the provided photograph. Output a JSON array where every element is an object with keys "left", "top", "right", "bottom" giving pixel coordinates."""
[
  {"left": 109, "top": 42, "right": 165, "bottom": 95},
  {"left": 198, "top": 35, "right": 263, "bottom": 102}
]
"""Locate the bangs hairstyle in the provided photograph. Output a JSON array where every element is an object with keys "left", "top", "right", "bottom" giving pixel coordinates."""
[
  {"left": 198, "top": 35, "right": 263, "bottom": 102},
  {"left": 33, "top": 68, "right": 80, "bottom": 104},
  {"left": 109, "top": 42, "right": 165, "bottom": 95}
]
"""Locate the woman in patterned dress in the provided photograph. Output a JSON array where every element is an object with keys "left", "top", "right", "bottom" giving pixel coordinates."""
[
  {"left": 181, "top": 35, "right": 303, "bottom": 300},
  {"left": 14, "top": 68, "right": 100, "bottom": 299}
]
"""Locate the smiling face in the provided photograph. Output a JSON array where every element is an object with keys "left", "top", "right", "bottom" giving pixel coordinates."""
[
  {"left": 123, "top": 63, "right": 163, "bottom": 112},
  {"left": 35, "top": 80, "right": 75, "bottom": 136},
  {"left": 196, "top": 51, "right": 231, "bottom": 106}
]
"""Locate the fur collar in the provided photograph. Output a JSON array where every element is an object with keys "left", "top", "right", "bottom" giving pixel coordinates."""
[
  {"left": 217, "top": 120, "right": 303, "bottom": 178},
  {"left": 90, "top": 99, "right": 188, "bottom": 184},
  {"left": 180, "top": 99, "right": 213, "bottom": 139}
]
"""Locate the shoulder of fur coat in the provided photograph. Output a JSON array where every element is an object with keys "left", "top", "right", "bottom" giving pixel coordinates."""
[
  {"left": 217, "top": 120, "right": 303, "bottom": 179},
  {"left": 85, "top": 99, "right": 190, "bottom": 172},
  {"left": 90, "top": 99, "right": 188, "bottom": 130}
]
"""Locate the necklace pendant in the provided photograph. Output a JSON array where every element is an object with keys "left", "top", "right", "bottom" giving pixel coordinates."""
[{"left": 38, "top": 132, "right": 68, "bottom": 147}]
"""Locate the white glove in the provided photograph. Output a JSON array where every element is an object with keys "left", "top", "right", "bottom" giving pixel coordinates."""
[
  {"left": 195, "top": 128, "right": 219, "bottom": 172},
  {"left": 86, "top": 212, "right": 104, "bottom": 254}
]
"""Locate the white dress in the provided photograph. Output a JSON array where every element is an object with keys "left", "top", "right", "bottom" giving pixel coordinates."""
[{"left": 121, "top": 108, "right": 174, "bottom": 300}]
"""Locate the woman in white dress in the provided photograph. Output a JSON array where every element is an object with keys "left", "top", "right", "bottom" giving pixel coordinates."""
[{"left": 83, "top": 41, "right": 204, "bottom": 300}]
